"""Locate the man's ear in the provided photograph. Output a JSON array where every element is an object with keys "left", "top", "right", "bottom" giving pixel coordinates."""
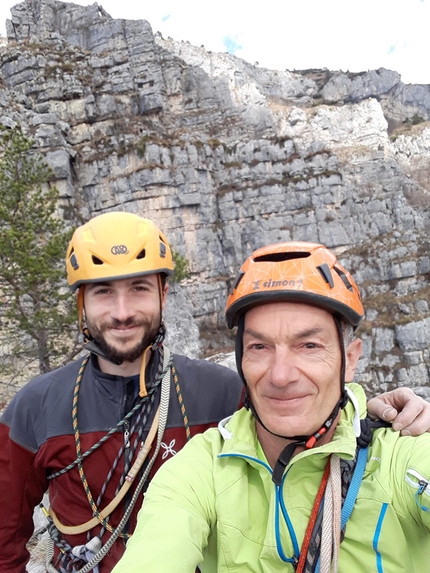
[
  {"left": 345, "top": 338, "right": 362, "bottom": 382},
  {"left": 161, "top": 283, "right": 169, "bottom": 311}
]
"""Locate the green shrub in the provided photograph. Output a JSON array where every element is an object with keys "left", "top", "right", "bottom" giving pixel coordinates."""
[{"left": 171, "top": 250, "right": 191, "bottom": 283}]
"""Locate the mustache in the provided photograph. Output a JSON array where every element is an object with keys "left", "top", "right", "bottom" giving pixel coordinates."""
[{"left": 102, "top": 318, "right": 145, "bottom": 329}]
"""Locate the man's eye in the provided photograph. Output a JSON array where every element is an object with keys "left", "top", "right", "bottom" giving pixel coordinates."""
[{"left": 250, "top": 343, "right": 265, "bottom": 350}]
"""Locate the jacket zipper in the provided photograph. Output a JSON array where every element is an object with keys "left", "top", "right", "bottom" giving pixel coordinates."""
[{"left": 405, "top": 468, "right": 430, "bottom": 496}]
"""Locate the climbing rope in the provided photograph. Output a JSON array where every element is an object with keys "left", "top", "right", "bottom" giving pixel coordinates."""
[
  {"left": 49, "top": 345, "right": 173, "bottom": 573},
  {"left": 47, "top": 363, "right": 158, "bottom": 481},
  {"left": 295, "top": 459, "right": 331, "bottom": 573},
  {"left": 71, "top": 351, "right": 165, "bottom": 537},
  {"left": 94, "top": 390, "right": 157, "bottom": 530},
  {"left": 90, "top": 348, "right": 166, "bottom": 538},
  {"left": 319, "top": 454, "right": 342, "bottom": 573}
]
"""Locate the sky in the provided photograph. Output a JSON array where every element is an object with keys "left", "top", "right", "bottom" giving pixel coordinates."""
[{"left": 1, "top": 0, "right": 429, "bottom": 85}]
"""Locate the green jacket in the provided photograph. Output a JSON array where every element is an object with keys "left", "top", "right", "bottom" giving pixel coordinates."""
[{"left": 113, "top": 383, "right": 430, "bottom": 573}]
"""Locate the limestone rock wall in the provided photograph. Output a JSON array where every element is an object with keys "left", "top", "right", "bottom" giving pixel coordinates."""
[{"left": 0, "top": 0, "right": 429, "bottom": 398}]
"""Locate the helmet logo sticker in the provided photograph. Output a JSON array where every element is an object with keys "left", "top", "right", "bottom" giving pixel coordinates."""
[
  {"left": 263, "top": 278, "right": 303, "bottom": 288},
  {"left": 225, "top": 242, "right": 364, "bottom": 328},
  {"left": 110, "top": 245, "right": 129, "bottom": 255}
]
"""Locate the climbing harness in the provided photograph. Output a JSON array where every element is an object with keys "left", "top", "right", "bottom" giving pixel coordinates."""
[{"left": 43, "top": 346, "right": 173, "bottom": 573}]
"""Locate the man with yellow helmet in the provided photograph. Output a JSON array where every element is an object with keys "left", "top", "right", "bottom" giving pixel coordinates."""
[
  {"left": 113, "top": 241, "right": 430, "bottom": 573},
  {"left": 0, "top": 225, "right": 428, "bottom": 573},
  {"left": 66, "top": 212, "right": 175, "bottom": 397},
  {"left": 0, "top": 212, "right": 243, "bottom": 573}
]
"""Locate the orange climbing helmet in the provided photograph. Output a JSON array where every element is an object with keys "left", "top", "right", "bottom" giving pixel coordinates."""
[
  {"left": 66, "top": 211, "right": 174, "bottom": 290},
  {"left": 225, "top": 241, "right": 364, "bottom": 328}
]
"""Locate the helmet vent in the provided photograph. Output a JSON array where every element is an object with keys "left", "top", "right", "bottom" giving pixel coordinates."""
[
  {"left": 254, "top": 251, "right": 311, "bottom": 263},
  {"left": 159, "top": 240, "right": 167, "bottom": 258},
  {"left": 70, "top": 252, "right": 79, "bottom": 271},
  {"left": 136, "top": 249, "right": 146, "bottom": 260},
  {"left": 317, "top": 263, "right": 335, "bottom": 288},
  {"left": 92, "top": 256, "right": 104, "bottom": 265},
  {"left": 232, "top": 270, "right": 245, "bottom": 290},
  {"left": 334, "top": 266, "right": 354, "bottom": 292}
]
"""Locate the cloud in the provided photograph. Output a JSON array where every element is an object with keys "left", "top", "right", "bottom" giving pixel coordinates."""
[{"left": 161, "top": 14, "right": 170, "bottom": 23}]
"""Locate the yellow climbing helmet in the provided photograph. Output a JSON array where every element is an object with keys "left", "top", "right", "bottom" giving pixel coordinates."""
[{"left": 66, "top": 212, "right": 174, "bottom": 290}]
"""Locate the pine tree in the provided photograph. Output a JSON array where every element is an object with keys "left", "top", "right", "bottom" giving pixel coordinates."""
[
  {"left": 0, "top": 124, "right": 80, "bottom": 381},
  {"left": 172, "top": 250, "right": 191, "bottom": 283}
]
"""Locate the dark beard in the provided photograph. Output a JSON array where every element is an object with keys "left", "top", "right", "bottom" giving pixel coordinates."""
[{"left": 87, "top": 316, "right": 160, "bottom": 364}]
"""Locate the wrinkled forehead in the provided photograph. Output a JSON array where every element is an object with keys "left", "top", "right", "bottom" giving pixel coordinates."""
[{"left": 242, "top": 301, "right": 340, "bottom": 341}]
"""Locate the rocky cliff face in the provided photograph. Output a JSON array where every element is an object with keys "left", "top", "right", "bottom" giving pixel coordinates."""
[{"left": 1, "top": 0, "right": 429, "bottom": 398}]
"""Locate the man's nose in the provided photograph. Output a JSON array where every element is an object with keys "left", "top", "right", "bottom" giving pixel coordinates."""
[
  {"left": 269, "top": 347, "right": 299, "bottom": 387},
  {"left": 111, "top": 295, "right": 135, "bottom": 322}
]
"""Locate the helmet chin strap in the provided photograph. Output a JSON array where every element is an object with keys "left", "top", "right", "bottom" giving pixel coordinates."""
[
  {"left": 137, "top": 323, "right": 166, "bottom": 398},
  {"left": 82, "top": 335, "right": 123, "bottom": 365},
  {"left": 137, "top": 274, "right": 167, "bottom": 397},
  {"left": 235, "top": 315, "right": 349, "bottom": 486}
]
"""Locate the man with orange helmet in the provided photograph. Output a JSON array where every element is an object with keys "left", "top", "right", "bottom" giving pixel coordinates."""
[{"left": 113, "top": 241, "right": 430, "bottom": 573}]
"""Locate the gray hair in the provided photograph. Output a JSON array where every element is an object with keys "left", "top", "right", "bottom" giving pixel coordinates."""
[{"left": 341, "top": 320, "right": 355, "bottom": 346}]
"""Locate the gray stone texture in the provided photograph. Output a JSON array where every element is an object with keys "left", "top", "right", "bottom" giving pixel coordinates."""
[{"left": 0, "top": 0, "right": 428, "bottom": 406}]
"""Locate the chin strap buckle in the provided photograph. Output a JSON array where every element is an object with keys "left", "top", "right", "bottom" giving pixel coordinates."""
[{"left": 305, "top": 427, "right": 328, "bottom": 449}]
